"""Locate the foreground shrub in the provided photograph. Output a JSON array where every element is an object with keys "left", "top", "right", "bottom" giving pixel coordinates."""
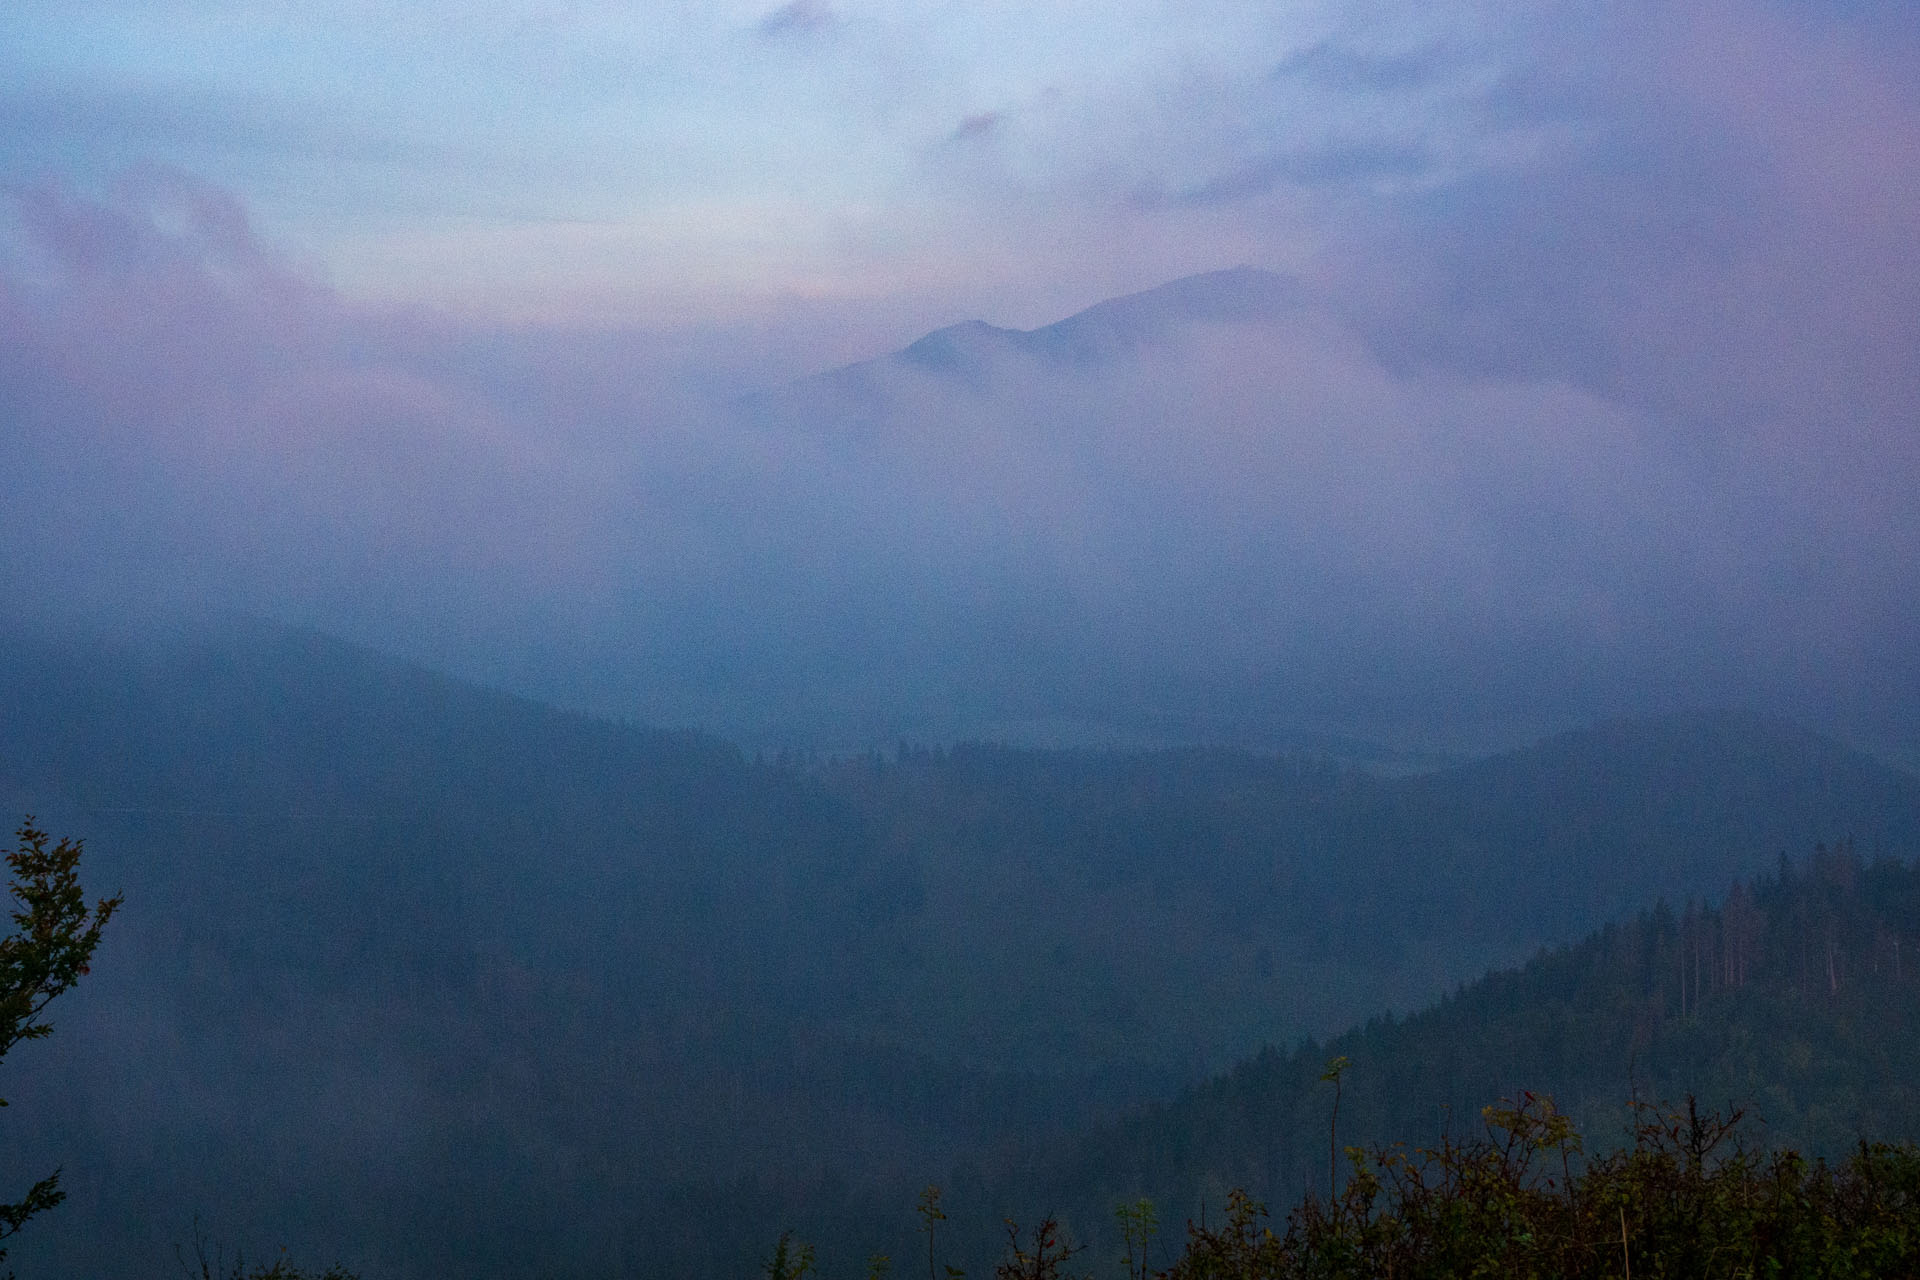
[{"left": 1167, "top": 1093, "right": 1920, "bottom": 1278}]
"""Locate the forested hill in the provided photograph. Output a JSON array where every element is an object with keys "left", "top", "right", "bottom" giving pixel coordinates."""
[
  {"left": 4, "top": 617, "right": 1920, "bottom": 1277},
  {"left": 1030, "top": 843, "right": 1920, "bottom": 1270}
]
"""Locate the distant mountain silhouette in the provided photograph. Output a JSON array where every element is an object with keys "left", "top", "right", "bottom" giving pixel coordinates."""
[
  {"left": 901, "top": 267, "right": 1307, "bottom": 371},
  {"left": 735, "top": 266, "right": 1307, "bottom": 428}
]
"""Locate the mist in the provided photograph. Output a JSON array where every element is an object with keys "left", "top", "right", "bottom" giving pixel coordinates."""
[
  {"left": 4, "top": 184, "right": 1917, "bottom": 755},
  {"left": 3, "top": 0, "right": 1918, "bottom": 758}
]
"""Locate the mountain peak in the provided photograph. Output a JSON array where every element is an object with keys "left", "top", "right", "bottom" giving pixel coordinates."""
[
  {"left": 989, "top": 265, "right": 1305, "bottom": 366},
  {"left": 898, "top": 318, "right": 1020, "bottom": 373},
  {"left": 735, "top": 266, "right": 1308, "bottom": 428}
]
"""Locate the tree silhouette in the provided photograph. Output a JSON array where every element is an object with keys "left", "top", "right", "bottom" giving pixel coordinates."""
[{"left": 0, "top": 818, "right": 120, "bottom": 1264}]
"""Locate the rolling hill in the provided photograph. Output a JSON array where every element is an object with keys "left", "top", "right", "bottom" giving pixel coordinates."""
[{"left": 2, "top": 616, "right": 1917, "bottom": 1276}]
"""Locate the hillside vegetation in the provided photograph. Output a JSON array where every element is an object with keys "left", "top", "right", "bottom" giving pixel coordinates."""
[
  {"left": 2, "top": 619, "right": 1918, "bottom": 1276},
  {"left": 997, "top": 842, "right": 1920, "bottom": 1274}
]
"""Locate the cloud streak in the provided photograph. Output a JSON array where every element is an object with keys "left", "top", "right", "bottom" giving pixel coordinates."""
[{"left": 759, "top": 1, "right": 837, "bottom": 37}]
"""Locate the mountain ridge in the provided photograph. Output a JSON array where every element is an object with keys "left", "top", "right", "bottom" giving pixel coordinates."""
[
  {"left": 1010, "top": 839, "right": 1920, "bottom": 1276},
  {"left": 735, "top": 265, "right": 1307, "bottom": 427},
  {"left": 5, "top": 617, "right": 1919, "bottom": 1277}
]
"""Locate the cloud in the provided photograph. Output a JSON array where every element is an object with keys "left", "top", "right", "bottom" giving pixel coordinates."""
[
  {"left": 1269, "top": 39, "right": 1456, "bottom": 93},
  {"left": 949, "top": 111, "right": 1003, "bottom": 143},
  {"left": 6, "top": 141, "right": 1919, "bottom": 751},
  {"left": 1326, "top": 0, "right": 1920, "bottom": 447},
  {"left": 0, "top": 172, "right": 655, "bottom": 627},
  {"left": 757, "top": 0, "right": 836, "bottom": 37},
  {"left": 4, "top": 0, "right": 1919, "bottom": 750},
  {"left": 1176, "top": 140, "right": 1434, "bottom": 203}
]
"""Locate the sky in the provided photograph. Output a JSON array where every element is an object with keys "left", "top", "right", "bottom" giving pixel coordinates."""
[
  {"left": 6, "top": 0, "right": 1352, "bottom": 328},
  {"left": 2, "top": 0, "right": 1918, "bottom": 753},
  {"left": 16, "top": 0, "right": 1873, "bottom": 332}
]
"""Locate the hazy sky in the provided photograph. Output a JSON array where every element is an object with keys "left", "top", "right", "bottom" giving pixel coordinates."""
[
  {"left": 7, "top": 0, "right": 1916, "bottom": 355},
  {"left": 17, "top": 0, "right": 1904, "bottom": 328},
  {"left": 3, "top": 0, "right": 1917, "bottom": 750},
  {"left": 7, "top": 0, "right": 1352, "bottom": 325}
]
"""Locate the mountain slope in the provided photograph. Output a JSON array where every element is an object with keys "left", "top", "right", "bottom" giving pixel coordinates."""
[
  {"left": 733, "top": 265, "right": 1307, "bottom": 433},
  {"left": 3, "top": 619, "right": 1918, "bottom": 1276},
  {"left": 1024, "top": 843, "right": 1920, "bottom": 1272},
  {"left": 819, "top": 711, "right": 1920, "bottom": 1068},
  {"left": 896, "top": 267, "right": 1307, "bottom": 374}
]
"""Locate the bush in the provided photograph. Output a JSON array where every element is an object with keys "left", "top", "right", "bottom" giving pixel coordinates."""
[{"left": 1164, "top": 1093, "right": 1920, "bottom": 1278}]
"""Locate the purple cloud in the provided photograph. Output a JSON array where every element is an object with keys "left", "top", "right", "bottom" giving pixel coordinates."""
[
  {"left": 0, "top": 173, "right": 646, "bottom": 627},
  {"left": 7, "top": 0, "right": 1920, "bottom": 760}
]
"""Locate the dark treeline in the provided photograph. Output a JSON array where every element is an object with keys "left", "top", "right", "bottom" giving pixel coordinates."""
[
  {"left": 3, "top": 619, "right": 1920, "bottom": 1276},
  {"left": 980, "top": 842, "right": 1920, "bottom": 1276},
  {"left": 716, "top": 844, "right": 1920, "bottom": 1279}
]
